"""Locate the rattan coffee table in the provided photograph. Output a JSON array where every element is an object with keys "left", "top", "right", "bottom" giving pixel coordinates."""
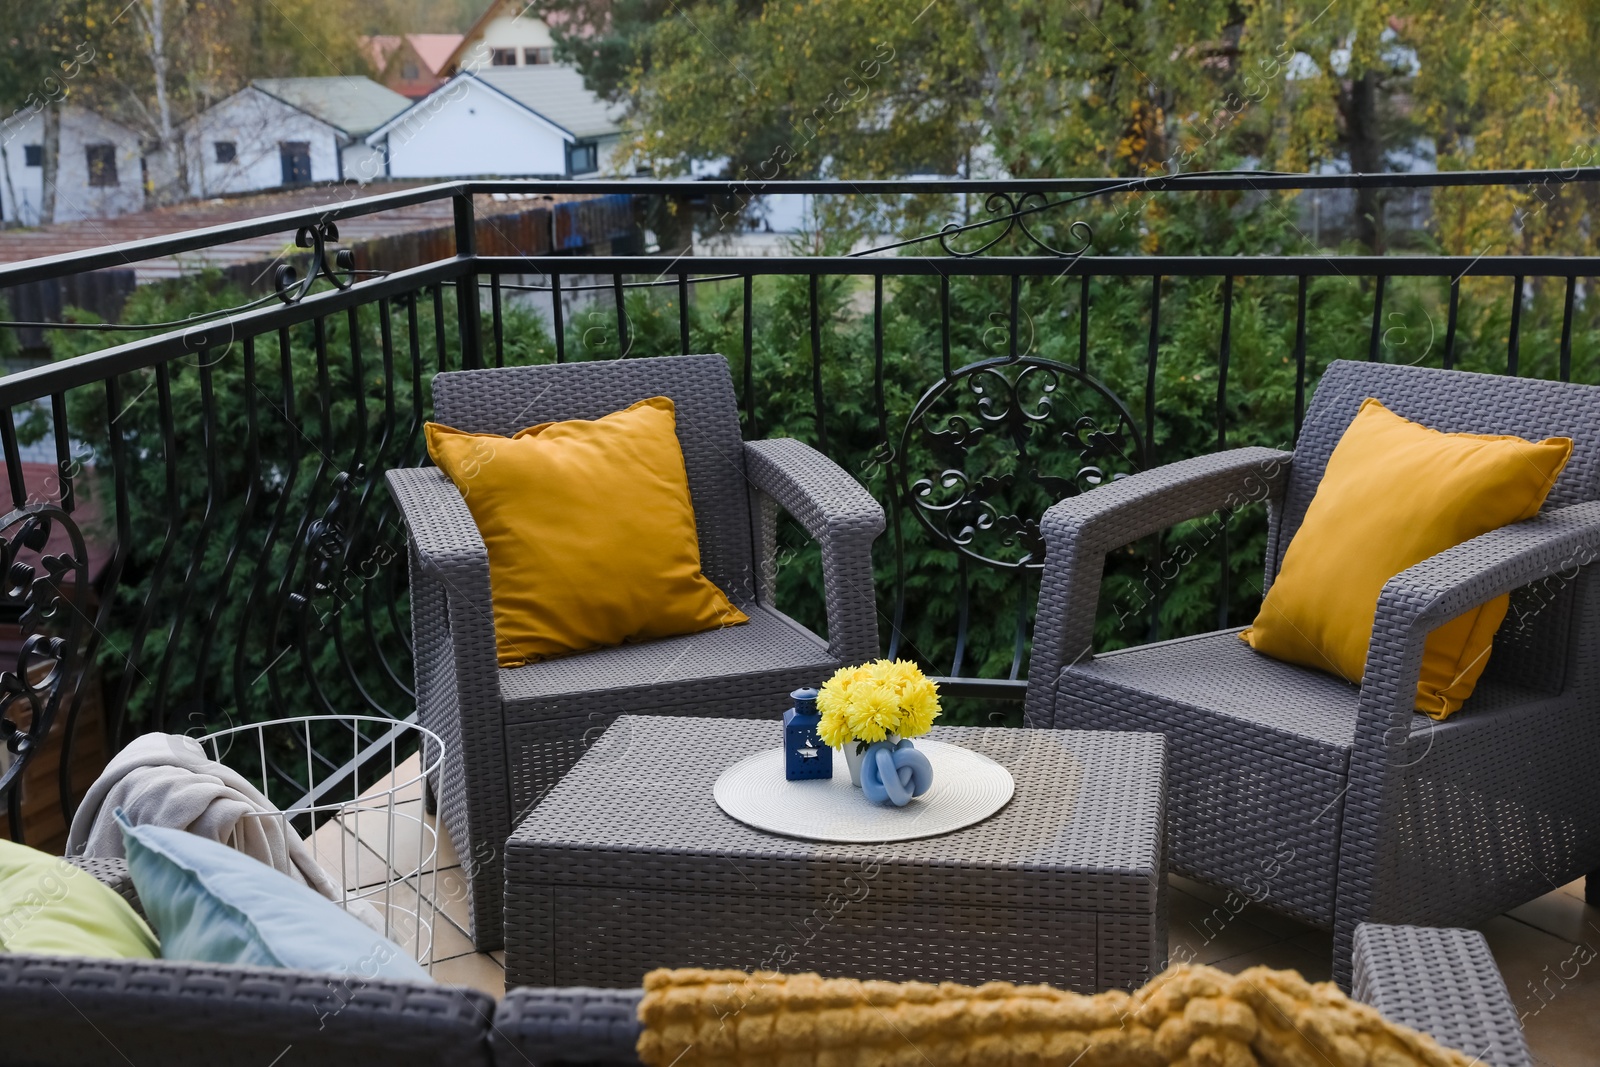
[{"left": 504, "top": 716, "right": 1167, "bottom": 992}]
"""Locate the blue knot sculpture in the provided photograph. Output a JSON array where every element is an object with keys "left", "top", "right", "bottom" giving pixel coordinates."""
[{"left": 860, "top": 739, "right": 934, "bottom": 807}]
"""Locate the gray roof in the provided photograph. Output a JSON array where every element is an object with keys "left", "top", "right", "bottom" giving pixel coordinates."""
[
  {"left": 252, "top": 77, "right": 412, "bottom": 138},
  {"left": 472, "top": 67, "right": 623, "bottom": 140}
]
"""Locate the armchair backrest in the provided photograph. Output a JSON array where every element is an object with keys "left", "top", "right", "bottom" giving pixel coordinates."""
[
  {"left": 1280, "top": 360, "right": 1600, "bottom": 692},
  {"left": 431, "top": 354, "right": 756, "bottom": 604}
]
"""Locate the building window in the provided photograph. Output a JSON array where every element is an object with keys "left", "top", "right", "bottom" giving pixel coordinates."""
[
  {"left": 280, "top": 142, "right": 312, "bottom": 185},
  {"left": 491, "top": 48, "right": 517, "bottom": 66},
  {"left": 401, "top": 61, "right": 419, "bottom": 79},
  {"left": 86, "top": 144, "right": 118, "bottom": 187},
  {"left": 569, "top": 142, "right": 598, "bottom": 175},
  {"left": 23, "top": 145, "right": 42, "bottom": 167},
  {"left": 524, "top": 47, "right": 553, "bottom": 65},
  {"left": 214, "top": 141, "right": 237, "bottom": 164}
]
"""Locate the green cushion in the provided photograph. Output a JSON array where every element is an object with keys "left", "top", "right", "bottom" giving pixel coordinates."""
[
  {"left": 0, "top": 839, "right": 158, "bottom": 959},
  {"left": 119, "top": 813, "right": 431, "bottom": 983}
]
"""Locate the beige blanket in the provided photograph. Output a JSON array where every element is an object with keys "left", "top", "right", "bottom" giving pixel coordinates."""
[
  {"left": 66, "top": 732, "right": 345, "bottom": 902},
  {"left": 637, "top": 965, "right": 1478, "bottom": 1067}
]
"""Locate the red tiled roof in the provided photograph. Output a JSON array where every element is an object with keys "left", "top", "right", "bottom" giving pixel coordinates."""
[
  {"left": 361, "top": 34, "right": 404, "bottom": 71},
  {"left": 408, "top": 34, "right": 466, "bottom": 75}
]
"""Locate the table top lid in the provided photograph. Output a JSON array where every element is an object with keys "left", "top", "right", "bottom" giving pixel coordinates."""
[{"left": 512, "top": 717, "right": 1165, "bottom": 886}]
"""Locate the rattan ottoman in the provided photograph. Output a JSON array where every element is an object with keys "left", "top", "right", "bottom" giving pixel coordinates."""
[{"left": 504, "top": 716, "right": 1167, "bottom": 993}]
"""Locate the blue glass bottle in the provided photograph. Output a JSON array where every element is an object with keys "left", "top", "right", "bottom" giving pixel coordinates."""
[{"left": 782, "top": 687, "right": 832, "bottom": 781}]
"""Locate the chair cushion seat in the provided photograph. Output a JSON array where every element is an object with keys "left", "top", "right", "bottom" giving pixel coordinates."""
[
  {"left": 501, "top": 604, "right": 834, "bottom": 718},
  {"left": 1061, "top": 628, "right": 1548, "bottom": 771},
  {"left": 1063, "top": 629, "right": 1360, "bottom": 772}
]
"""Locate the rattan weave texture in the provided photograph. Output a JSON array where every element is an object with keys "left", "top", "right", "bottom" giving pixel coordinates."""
[
  {"left": 504, "top": 716, "right": 1166, "bottom": 994},
  {"left": 491, "top": 987, "right": 644, "bottom": 1066},
  {"left": 0, "top": 953, "right": 495, "bottom": 1067},
  {"left": 388, "top": 354, "right": 884, "bottom": 949},
  {"left": 65, "top": 855, "right": 146, "bottom": 919},
  {"left": 1030, "top": 360, "right": 1600, "bottom": 987},
  {"left": 1351, "top": 924, "right": 1531, "bottom": 1067}
]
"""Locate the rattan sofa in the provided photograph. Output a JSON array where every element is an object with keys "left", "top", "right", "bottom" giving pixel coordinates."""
[
  {"left": 1026, "top": 359, "right": 1600, "bottom": 986},
  {"left": 9, "top": 866, "right": 1530, "bottom": 1066},
  {"left": 386, "top": 354, "right": 885, "bottom": 948},
  {"left": 0, "top": 920, "right": 1530, "bottom": 1066},
  {"left": 491, "top": 924, "right": 1530, "bottom": 1067}
]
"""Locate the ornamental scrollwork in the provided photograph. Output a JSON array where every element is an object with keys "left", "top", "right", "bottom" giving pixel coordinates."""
[
  {"left": 286, "top": 469, "right": 358, "bottom": 628},
  {"left": 0, "top": 504, "right": 90, "bottom": 810},
  {"left": 897, "top": 357, "right": 1143, "bottom": 570},
  {"left": 274, "top": 220, "right": 357, "bottom": 305},
  {"left": 851, "top": 190, "right": 1097, "bottom": 260},
  {"left": 937, "top": 193, "right": 1095, "bottom": 261}
]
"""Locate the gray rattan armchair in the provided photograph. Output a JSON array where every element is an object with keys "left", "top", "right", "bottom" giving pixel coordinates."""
[
  {"left": 488, "top": 924, "right": 1531, "bottom": 1067},
  {"left": 1028, "top": 359, "right": 1600, "bottom": 987},
  {"left": 387, "top": 354, "right": 884, "bottom": 949}
]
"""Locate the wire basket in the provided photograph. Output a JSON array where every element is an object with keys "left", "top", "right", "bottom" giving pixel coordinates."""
[{"left": 194, "top": 715, "right": 444, "bottom": 971}]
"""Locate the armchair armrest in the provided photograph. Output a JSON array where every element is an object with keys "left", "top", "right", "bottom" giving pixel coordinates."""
[
  {"left": 383, "top": 464, "right": 500, "bottom": 726},
  {"left": 1358, "top": 500, "right": 1600, "bottom": 737},
  {"left": 384, "top": 466, "right": 498, "bottom": 668},
  {"left": 493, "top": 987, "right": 645, "bottom": 1066},
  {"left": 1028, "top": 447, "right": 1292, "bottom": 718},
  {"left": 1352, "top": 924, "right": 1530, "bottom": 1067},
  {"left": 743, "top": 438, "right": 886, "bottom": 665},
  {"left": 385, "top": 467, "right": 490, "bottom": 575}
]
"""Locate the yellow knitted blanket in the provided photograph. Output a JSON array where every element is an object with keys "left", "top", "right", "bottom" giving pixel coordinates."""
[{"left": 636, "top": 965, "right": 1478, "bottom": 1067}]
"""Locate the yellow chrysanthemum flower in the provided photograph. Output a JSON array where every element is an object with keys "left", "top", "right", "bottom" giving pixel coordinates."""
[
  {"left": 816, "top": 664, "right": 861, "bottom": 748},
  {"left": 898, "top": 684, "right": 940, "bottom": 737},
  {"left": 817, "top": 712, "right": 851, "bottom": 749},
  {"left": 813, "top": 659, "right": 940, "bottom": 746},
  {"left": 884, "top": 658, "right": 922, "bottom": 693},
  {"left": 845, "top": 686, "right": 897, "bottom": 743}
]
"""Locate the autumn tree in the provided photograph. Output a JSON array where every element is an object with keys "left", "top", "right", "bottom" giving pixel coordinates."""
[
  {"left": 554, "top": 0, "right": 1600, "bottom": 254},
  {"left": 0, "top": 4, "right": 101, "bottom": 224},
  {"left": 0, "top": 1, "right": 374, "bottom": 216}
]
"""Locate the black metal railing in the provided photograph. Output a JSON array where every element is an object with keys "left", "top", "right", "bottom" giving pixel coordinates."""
[{"left": 1, "top": 168, "right": 1597, "bottom": 839}]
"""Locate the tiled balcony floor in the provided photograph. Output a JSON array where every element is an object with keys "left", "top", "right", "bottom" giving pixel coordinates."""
[{"left": 326, "top": 756, "right": 1598, "bottom": 1066}]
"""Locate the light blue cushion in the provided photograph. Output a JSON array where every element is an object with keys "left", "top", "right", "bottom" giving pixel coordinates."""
[{"left": 118, "top": 813, "right": 432, "bottom": 983}]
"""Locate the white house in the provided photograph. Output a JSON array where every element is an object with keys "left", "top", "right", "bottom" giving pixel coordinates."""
[
  {"left": 475, "top": 67, "right": 623, "bottom": 174},
  {"left": 184, "top": 77, "right": 411, "bottom": 197},
  {"left": 0, "top": 107, "right": 144, "bottom": 226},
  {"left": 442, "top": 0, "right": 560, "bottom": 73},
  {"left": 365, "top": 67, "right": 623, "bottom": 179}
]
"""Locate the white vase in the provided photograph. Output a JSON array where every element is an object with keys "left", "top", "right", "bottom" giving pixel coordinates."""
[
  {"left": 840, "top": 743, "right": 865, "bottom": 787},
  {"left": 839, "top": 733, "right": 900, "bottom": 788}
]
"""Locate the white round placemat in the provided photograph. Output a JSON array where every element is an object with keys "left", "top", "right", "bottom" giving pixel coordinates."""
[{"left": 713, "top": 740, "right": 1015, "bottom": 843}]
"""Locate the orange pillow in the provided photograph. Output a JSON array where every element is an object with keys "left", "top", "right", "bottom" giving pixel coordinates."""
[
  {"left": 1241, "top": 398, "right": 1571, "bottom": 719},
  {"left": 425, "top": 397, "right": 747, "bottom": 667}
]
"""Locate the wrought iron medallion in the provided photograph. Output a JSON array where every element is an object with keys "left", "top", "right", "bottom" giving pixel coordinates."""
[{"left": 897, "top": 357, "right": 1143, "bottom": 570}]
